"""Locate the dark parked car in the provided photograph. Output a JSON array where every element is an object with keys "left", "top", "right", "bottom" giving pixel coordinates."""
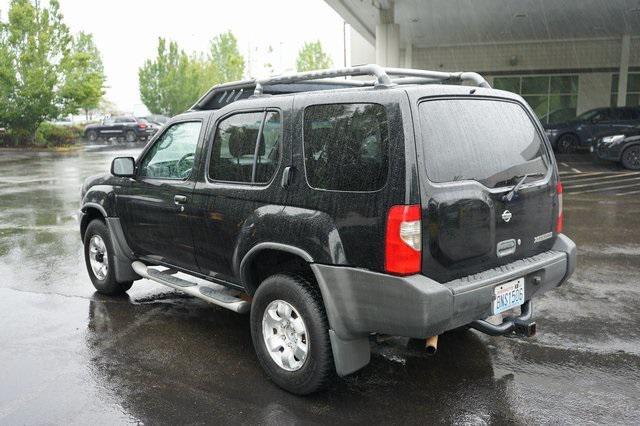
[
  {"left": 79, "top": 65, "right": 576, "bottom": 395},
  {"left": 544, "top": 106, "right": 640, "bottom": 153},
  {"left": 592, "top": 130, "right": 640, "bottom": 170},
  {"left": 84, "top": 116, "right": 158, "bottom": 142}
]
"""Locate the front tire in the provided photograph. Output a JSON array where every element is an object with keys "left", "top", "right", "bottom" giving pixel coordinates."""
[
  {"left": 86, "top": 130, "right": 98, "bottom": 142},
  {"left": 621, "top": 145, "right": 640, "bottom": 170},
  {"left": 83, "top": 219, "right": 133, "bottom": 295},
  {"left": 250, "top": 274, "right": 335, "bottom": 395}
]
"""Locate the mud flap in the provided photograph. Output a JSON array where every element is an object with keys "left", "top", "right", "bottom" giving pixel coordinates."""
[{"left": 329, "top": 330, "right": 370, "bottom": 377}]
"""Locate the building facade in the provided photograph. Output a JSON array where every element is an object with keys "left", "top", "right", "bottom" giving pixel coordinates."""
[{"left": 326, "top": 0, "right": 640, "bottom": 123}]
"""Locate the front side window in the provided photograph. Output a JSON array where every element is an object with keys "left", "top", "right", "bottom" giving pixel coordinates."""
[
  {"left": 138, "top": 121, "right": 201, "bottom": 180},
  {"left": 303, "top": 103, "right": 389, "bottom": 192},
  {"left": 209, "top": 111, "right": 282, "bottom": 184}
]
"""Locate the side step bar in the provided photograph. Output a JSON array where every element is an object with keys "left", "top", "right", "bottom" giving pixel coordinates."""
[{"left": 131, "top": 261, "right": 250, "bottom": 314}]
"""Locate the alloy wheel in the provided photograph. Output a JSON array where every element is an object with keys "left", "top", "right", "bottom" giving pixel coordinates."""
[
  {"left": 261, "top": 299, "right": 309, "bottom": 371},
  {"left": 88, "top": 235, "right": 109, "bottom": 280}
]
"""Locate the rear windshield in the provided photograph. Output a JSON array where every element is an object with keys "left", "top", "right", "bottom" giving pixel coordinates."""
[{"left": 418, "top": 98, "right": 549, "bottom": 188}]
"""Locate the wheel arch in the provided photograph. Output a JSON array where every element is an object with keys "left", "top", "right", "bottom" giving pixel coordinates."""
[
  {"left": 239, "top": 243, "right": 315, "bottom": 296},
  {"left": 80, "top": 203, "right": 108, "bottom": 240}
]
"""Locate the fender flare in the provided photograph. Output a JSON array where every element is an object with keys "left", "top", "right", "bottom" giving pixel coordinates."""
[
  {"left": 81, "top": 202, "right": 108, "bottom": 217},
  {"left": 238, "top": 242, "right": 314, "bottom": 287}
]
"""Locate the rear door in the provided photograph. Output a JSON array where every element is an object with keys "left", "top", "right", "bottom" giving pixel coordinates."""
[
  {"left": 414, "top": 96, "right": 559, "bottom": 283},
  {"left": 190, "top": 96, "right": 292, "bottom": 284}
]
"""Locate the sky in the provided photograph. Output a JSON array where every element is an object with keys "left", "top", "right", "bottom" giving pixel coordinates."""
[{"left": 0, "top": 0, "right": 347, "bottom": 114}]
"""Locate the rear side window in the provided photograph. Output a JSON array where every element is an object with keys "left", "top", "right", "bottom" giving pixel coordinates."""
[
  {"left": 418, "top": 99, "right": 548, "bottom": 188},
  {"left": 303, "top": 103, "right": 389, "bottom": 191},
  {"left": 209, "top": 111, "right": 281, "bottom": 184}
]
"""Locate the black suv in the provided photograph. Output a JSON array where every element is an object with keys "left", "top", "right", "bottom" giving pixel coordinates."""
[
  {"left": 84, "top": 116, "right": 158, "bottom": 142},
  {"left": 544, "top": 106, "right": 640, "bottom": 153},
  {"left": 592, "top": 130, "right": 640, "bottom": 170},
  {"left": 79, "top": 65, "right": 576, "bottom": 395}
]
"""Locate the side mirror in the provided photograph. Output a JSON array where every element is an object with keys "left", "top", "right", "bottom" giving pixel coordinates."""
[{"left": 111, "top": 157, "right": 135, "bottom": 177}]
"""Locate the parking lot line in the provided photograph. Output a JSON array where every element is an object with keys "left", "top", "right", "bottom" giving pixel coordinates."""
[
  {"left": 562, "top": 173, "right": 640, "bottom": 186},
  {"left": 570, "top": 181, "right": 640, "bottom": 195},
  {"left": 560, "top": 171, "right": 608, "bottom": 179},
  {"left": 562, "top": 172, "right": 640, "bottom": 185},
  {"left": 616, "top": 188, "right": 640, "bottom": 195}
]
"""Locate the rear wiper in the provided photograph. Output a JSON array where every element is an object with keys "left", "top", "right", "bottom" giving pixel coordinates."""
[{"left": 502, "top": 174, "right": 529, "bottom": 202}]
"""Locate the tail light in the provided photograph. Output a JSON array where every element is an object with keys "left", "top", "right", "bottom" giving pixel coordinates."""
[
  {"left": 385, "top": 204, "right": 422, "bottom": 275},
  {"left": 138, "top": 123, "right": 147, "bottom": 129},
  {"left": 556, "top": 182, "right": 564, "bottom": 233}
]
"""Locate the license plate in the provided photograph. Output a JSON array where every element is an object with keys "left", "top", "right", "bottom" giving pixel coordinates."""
[{"left": 493, "top": 278, "right": 525, "bottom": 314}]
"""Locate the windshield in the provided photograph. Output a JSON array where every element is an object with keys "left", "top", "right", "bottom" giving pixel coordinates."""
[{"left": 418, "top": 98, "right": 549, "bottom": 188}]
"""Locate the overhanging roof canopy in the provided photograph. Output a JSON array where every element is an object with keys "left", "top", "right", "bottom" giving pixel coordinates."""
[{"left": 326, "top": 0, "right": 640, "bottom": 47}]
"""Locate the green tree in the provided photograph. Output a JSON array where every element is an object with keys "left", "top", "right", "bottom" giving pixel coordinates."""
[
  {"left": 59, "top": 32, "right": 106, "bottom": 120},
  {"left": 139, "top": 32, "right": 245, "bottom": 116},
  {"left": 138, "top": 38, "right": 210, "bottom": 116},
  {"left": 0, "top": 0, "right": 71, "bottom": 141},
  {"left": 296, "top": 41, "right": 332, "bottom": 72},
  {"left": 208, "top": 31, "right": 245, "bottom": 83}
]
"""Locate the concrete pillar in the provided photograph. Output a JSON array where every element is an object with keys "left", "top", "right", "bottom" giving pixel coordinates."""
[
  {"left": 404, "top": 43, "right": 413, "bottom": 68},
  {"left": 617, "top": 34, "right": 631, "bottom": 107},
  {"left": 375, "top": 2, "right": 400, "bottom": 67}
]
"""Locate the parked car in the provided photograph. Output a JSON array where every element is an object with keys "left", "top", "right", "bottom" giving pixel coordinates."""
[
  {"left": 79, "top": 65, "right": 576, "bottom": 395},
  {"left": 592, "top": 130, "right": 640, "bottom": 170},
  {"left": 84, "top": 116, "right": 158, "bottom": 142},
  {"left": 544, "top": 106, "right": 640, "bottom": 153}
]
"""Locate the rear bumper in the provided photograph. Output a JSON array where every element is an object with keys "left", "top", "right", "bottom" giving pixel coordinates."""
[{"left": 313, "top": 234, "right": 576, "bottom": 342}]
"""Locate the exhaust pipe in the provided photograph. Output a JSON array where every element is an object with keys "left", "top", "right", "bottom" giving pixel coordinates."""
[{"left": 425, "top": 335, "right": 438, "bottom": 355}]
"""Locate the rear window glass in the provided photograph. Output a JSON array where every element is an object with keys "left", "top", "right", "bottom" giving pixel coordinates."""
[
  {"left": 418, "top": 99, "right": 548, "bottom": 188},
  {"left": 303, "top": 103, "right": 389, "bottom": 191}
]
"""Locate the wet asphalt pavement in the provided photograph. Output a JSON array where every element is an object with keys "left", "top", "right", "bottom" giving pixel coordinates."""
[{"left": 0, "top": 145, "right": 639, "bottom": 424}]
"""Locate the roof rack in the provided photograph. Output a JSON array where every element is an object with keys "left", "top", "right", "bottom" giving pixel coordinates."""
[
  {"left": 191, "top": 65, "right": 490, "bottom": 110},
  {"left": 253, "top": 64, "right": 491, "bottom": 95}
]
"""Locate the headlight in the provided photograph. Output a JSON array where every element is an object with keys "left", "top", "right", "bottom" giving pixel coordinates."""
[{"left": 601, "top": 134, "right": 626, "bottom": 145}]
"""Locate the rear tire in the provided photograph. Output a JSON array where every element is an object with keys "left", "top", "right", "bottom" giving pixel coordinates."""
[
  {"left": 621, "top": 145, "right": 640, "bottom": 170},
  {"left": 556, "top": 134, "right": 579, "bottom": 154},
  {"left": 250, "top": 274, "right": 335, "bottom": 395},
  {"left": 83, "top": 219, "right": 133, "bottom": 295},
  {"left": 125, "top": 130, "right": 137, "bottom": 143}
]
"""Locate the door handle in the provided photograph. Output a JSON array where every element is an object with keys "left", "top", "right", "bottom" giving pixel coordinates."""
[
  {"left": 174, "top": 195, "right": 188, "bottom": 204},
  {"left": 281, "top": 166, "right": 293, "bottom": 188}
]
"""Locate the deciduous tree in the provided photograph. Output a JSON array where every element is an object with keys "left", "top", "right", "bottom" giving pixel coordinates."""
[
  {"left": 296, "top": 41, "right": 332, "bottom": 72},
  {"left": 0, "top": 0, "right": 71, "bottom": 141},
  {"left": 59, "top": 32, "right": 106, "bottom": 120}
]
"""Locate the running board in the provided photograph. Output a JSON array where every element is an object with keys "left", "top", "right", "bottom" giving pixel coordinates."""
[{"left": 131, "top": 261, "right": 250, "bottom": 314}]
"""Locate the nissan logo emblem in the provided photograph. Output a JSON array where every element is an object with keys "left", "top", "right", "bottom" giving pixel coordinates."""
[{"left": 502, "top": 210, "right": 512, "bottom": 223}]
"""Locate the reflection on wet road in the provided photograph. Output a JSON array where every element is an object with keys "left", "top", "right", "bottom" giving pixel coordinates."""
[{"left": 1, "top": 145, "right": 639, "bottom": 424}]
